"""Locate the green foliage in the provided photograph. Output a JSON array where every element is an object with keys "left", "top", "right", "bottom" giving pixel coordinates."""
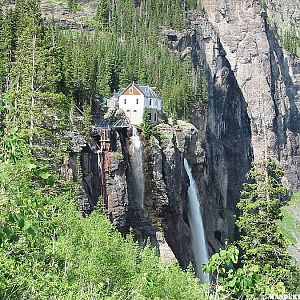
[
  {"left": 0, "top": 0, "right": 74, "bottom": 168},
  {"left": 236, "top": 159, "right": 300, "bottom": 293},
  {"left": 81, "top": 101, "right": 92, "bottom": 135},
  {"left": 112, "top": 150, "right": 123, "bottom": 159},
  {"left": 139, "top": 112, "right": 159, "bottom": 140},
  {"left": 204, "top": 159, "right": 300, "bottom": 298},
  {"left": 96, "top": 0, "right": 109, "bottom": 29},
  {"left": 236, "top": 159, "right": 292, "bottom": 280},
  {"left": 259, "top": 0, "right": 267, "bottom": 9},
  {"left": 67, "top": 0, "right": 80, "bottom": 12},
  {"left": 60, "top": 30, "right": 98, "bottom": 106},
  {"left": 0, "top": 159, "right": 208, "bottom": 299},
  {"left": 204, "top": 245, "right": 286, "bottom": 299},
  {"left": 0, "top": 126, "right": 28, "bottom": 162},
  {"left": 0, "top": 6, "right": 14, "bottom": 93},
  {"left": 204, "top": 245, "right": 260, "bottom": 298},
  {"left": 172, "top": 111, "right": 178, "bottom": 125},
  {"left": 279, "top": 27, "right": 300, "bottom": 57},
  {"left": 281, "top": 191, "right": 300, "bottom": 245}
]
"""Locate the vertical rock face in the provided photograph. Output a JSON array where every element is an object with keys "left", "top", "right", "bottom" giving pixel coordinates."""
[
  {"left": 74, "top": 0, "right": 300, "bottom": 272},
  {"left": 144, "top": 123, "right": 197, "bottom": 268},
  {"left": 163, "top": 0, "right": 300, "bottom": 213},
  {"left": 104, "top": 150, "right": 128, "bottom": 232},
  {"left": 159, "top": 0, "right": 300, "bottom": 254},
  {"left": 80, "top": 145, "right": 101, "bottom": 213},
  {"left": 200, "top": 0, "right": 300, "bottom": 190},
  {"left": 77, "top": 120, "right": 212, "bottom": 270},
  {"left": 84, "top": 128, "right": 158, "bottom": 244},
  {"left": 190, "top": 18, "right": 253, "bottom": 245}
]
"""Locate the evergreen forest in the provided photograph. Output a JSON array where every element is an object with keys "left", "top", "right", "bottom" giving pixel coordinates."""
[
  {"left": 0, "top": 0, "right": 209, "bottom": 298},
  {"left": 0, "top": 0, "right": 300, "bottom": 299}
]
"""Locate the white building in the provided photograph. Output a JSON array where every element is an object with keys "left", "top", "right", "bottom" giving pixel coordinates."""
[
  {"left": 117, "top": 82, "right": 162, "bottom": 125},
  {"left": 107, "top": 93, "right": 120, "bottom": 109}
]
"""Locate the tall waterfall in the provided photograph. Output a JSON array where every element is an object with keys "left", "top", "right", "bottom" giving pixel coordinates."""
[
  {"left": 131, "top": 127, "right": 145, "bottom": 208},
  {"left": 184, "top": 158, "right": 209, "bottom": 283}
]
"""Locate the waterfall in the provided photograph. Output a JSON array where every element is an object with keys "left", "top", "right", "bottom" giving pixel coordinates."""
[
  {"left": 184, "top": 158, "right": 209, "bottom": 283},
  {"left": 131, "top": 127, "right": 145, "bottom": 208}
]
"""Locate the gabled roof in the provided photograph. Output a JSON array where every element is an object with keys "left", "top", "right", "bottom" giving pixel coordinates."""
[
  {"left": 121, "top": 82, "right": 161, "bottom": 99},
  {"left": 137, "top": 84, "right": 161, "bottom": 99}
]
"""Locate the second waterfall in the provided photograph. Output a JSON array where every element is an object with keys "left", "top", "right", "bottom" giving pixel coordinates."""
[
  {"left": 184, "top": 158, "right": 209, "bottom": 283},
  {"left": 130, "top": 127, "right": 145, "bottom": 209}
]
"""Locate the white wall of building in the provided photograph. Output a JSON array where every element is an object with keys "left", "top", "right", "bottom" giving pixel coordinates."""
[
  {"left": 119, "top": 94, "right": 145, "bottom": 125},
  {"left": 116, "top": 84, "right": 163, "bottom": 125}
]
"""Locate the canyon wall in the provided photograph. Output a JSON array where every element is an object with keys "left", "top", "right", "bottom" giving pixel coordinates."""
[
  {"left": 69, "top": 0, "right": 300, "bottom": 270},
  {"left": 163, "top": 0, "right": 300, "bottom": 210},
  {"left": 74, "top": 121, "right": 214, "bottom": 270},
  {"left": 201, "top": 0, "right": 300, "bottom": 188}
]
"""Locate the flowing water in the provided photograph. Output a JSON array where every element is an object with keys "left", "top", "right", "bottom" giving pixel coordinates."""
[
  {"left": 131, "top": 127, "right": 145, "bottom": 208},
  {"left": 184, "top": 158, "right": 209, "bottom": 283}
]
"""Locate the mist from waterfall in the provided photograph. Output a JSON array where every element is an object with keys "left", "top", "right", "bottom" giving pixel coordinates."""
[
  {"left": 131, "top": 127, "right": 145, "bottom": 209},
  {"left": 184, "top": 158, "right": 209, "bottom": 283}
]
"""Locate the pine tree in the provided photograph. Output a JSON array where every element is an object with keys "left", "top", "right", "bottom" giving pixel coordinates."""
[
  {"left": 236, "top": 159, "right": 295, "bottom": 285},
  {"left": 96, "top": 0, "right": 110, "bottom": 30},
  {"left": 0, "top": 6, "right": 14, "bottom": 93},
  {"left": 61, "top": 31, "right": 98, "bottom": 107},
  {"left": 2, "top": 0, "right": 72, "bottom": 160}
]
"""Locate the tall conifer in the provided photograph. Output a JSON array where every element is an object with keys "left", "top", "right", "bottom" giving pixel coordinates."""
[{"left": 236, "top": 159, "right": 295, "bottom": 285}]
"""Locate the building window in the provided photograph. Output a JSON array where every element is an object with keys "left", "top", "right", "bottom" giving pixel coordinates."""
[
  {"left": 124, "top": 99, "right": 127, "bottom": 104},
  {"left": 149, "top": 99, "right": 152, "bottom": 106},
  {"left": 134, "top": 110, "right": 137, "bottom": 112},
  {"left": 136, "top": 99, "right": 139, "bottom": 104},
  {"left": 129, "top": 87, "right": 133, "bottom": 94},
  {"left": 155, "top": 99, "right": 157, "bottom": 106},
  {"left": 155, "top": 113, "right": 157, "bottom": 122},
  {"left": 127, "top": 110, "right": 130, "bottom": 112},
  {"left": 148, "top": 113, "right": 152, "bottom": 121}
]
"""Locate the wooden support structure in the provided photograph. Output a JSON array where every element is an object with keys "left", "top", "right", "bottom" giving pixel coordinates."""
[
  {"left": 96, "top": 127, "right": 115, "bottom": 208},
  {"left": 98, "top": 128, "right": 111, "bottom": 151},
  {"left": 93, "top": 123, "right": 128, "bottom": 209},
  {"left": 98, "top": 151, "right": 107, "bottom": 208}
]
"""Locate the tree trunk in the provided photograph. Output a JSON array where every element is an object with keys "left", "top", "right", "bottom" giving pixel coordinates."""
[{"left": 30, "top": 33, "right": 36, "bottom": 146}]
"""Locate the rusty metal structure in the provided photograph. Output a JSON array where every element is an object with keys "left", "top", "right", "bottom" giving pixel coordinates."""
[{"left": 93, "top": 119, "right": 130, "bottom": 209}]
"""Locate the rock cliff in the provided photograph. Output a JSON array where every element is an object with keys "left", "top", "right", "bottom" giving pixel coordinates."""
[
  {"left": 163, "top": 0, "right": 300, "bottom": 212},
  {"left": 75, "top": 120, "right": 211, "bottom": 270},
  {"left": 202, "top": 0, "right": 300, "bottom": 188},
  {"left": 69, "top": 0, "right": 300, "bottom": 270},
  {"left": 32, "top": 0, "right": 300, "bottom": 271}
]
